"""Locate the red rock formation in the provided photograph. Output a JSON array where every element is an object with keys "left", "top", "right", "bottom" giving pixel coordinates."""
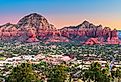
[
  {"left": 0, "top": 13, "right": 120, "bottom": 44},
  {"left": 26, "top": 38, "right": 39, "bottom": 43},
  {"left": 46, "top": 36, "right": 69, "bottom": 43},
  {"left": 2, "top": 32, "right": 10, "bottom": 37},
  {"left": 107, "top": 29, "right": 120, "bottom": 44},
  {"left": 26, "top": 28, "right": 39, "bottom": 42},
  {"left": 85, "top": 38, "right": 100, "bottom": 45},
  {"left": 61, "top": 20, "right": 120, "bottom": 45},
  {"left": 78, "top": 29, "right": 86, "bottom": 36}
]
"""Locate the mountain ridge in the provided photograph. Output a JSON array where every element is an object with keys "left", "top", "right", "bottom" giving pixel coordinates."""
[{"left": 0, "top": 13, "right": 120, "bottom": 44}]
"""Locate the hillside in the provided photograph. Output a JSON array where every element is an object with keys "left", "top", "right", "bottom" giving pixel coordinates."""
[{"left": 0, "top": 13, "right": 120, "bottom": 44}]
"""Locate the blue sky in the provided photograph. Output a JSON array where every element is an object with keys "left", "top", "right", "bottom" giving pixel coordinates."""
[{"left": 0, "top": 0, "right": 121, "bottom": 29}]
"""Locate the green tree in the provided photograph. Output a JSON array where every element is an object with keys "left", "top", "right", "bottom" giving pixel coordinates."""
[
  {"left": 112, "top": 67, "right": 121, "bottom": 82},
  {"left": 6, "top": 63, "right": 41, "bottom": 82},
  {"left": 47, "top": 64, "right": 69, "bottom": 82},
  {"left": 115, "top": 68, "right": 121, "bottom": 82},
  {"left": 83, "top": 62, "right": 112, "bottom": 82}
]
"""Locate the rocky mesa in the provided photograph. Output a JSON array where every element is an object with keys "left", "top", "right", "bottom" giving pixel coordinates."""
[{"left": 0, "top": 13, "right": 120, "bottom": 44}]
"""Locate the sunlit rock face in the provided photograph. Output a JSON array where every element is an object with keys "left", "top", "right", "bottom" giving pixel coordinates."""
[
  {"left": 46, "top": 36, "right": 70, "bottom": 43},
  {"left": 60, "top": 20, "right": 120, "bottom": 44},
  {"left": 26, "top": 28, "right": 39, "bottom": 42},
  {"left": 17, "top": 13, "right": 50, "bottom": 30},
  {"left": 16, "top": 13, "right": 69, "bottom": 43},
  {"left": 85, "top": 38, "right": 100, "bottom": 45},
  {"left": 0, "top": 13, "right": 120, "bottom": 44},
  {"left": 0, "top": 13, "right": 59, "bottom": 43},
  {"left": 17, "top": 13, "right": 56, "bottom": 42},
  {"left": 0, "top": 23, "right": 18, "bottom": 42},
  {"left": 107, "top": 29, "right": 120, "bottom": 44}
]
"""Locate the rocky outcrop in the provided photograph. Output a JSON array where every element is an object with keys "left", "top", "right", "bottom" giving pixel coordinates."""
[
  {"left": 0, "top": 23, "right": 18, "bottom": 42},
  {"left": 85, "top": 38, "right": 100, "bottom": 45},
  {"left": 60, "top": 20, "right": 120, "bottom": 44},
  {"left": 17, "top": 13, "right": 56, "bottom": 42},
  {"left": 46, "top": 36, "right": 70, "bottom": 43},
  {"left": 0, "top": 13, "right": 57, "bottom": 42},
  {"left": 0, "top": 13, "right": 120, "bottom": 44}
]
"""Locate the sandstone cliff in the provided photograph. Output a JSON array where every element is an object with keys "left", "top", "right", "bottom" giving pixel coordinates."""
[{"left": 0, "top": 13, "right": 120, "bottom": 44}]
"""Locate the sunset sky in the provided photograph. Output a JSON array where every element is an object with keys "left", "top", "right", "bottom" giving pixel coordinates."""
[{"left": 0, "top": 0, "right": 121, "bottom": 30}]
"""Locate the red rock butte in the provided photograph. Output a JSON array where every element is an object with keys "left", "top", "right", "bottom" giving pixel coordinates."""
[{"left": 0, "top": 13, "right": 120, "bottom": 45}]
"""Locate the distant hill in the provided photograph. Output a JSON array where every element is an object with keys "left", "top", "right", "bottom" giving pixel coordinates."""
[{"left": 0, "top": 13, "right": 120, "bottom": 44}]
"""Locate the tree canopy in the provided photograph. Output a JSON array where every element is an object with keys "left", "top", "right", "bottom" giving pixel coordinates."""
[
  {"left": 47, "top": 64, "right": 69, "bottom": 82},
  {"left": 6, "top": 63, "right": 41, "bottom": 82}
]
